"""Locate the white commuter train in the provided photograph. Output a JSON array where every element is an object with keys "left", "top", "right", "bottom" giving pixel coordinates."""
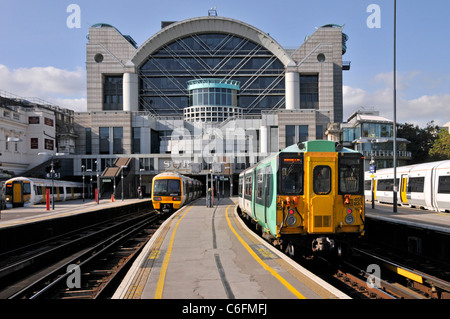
[
  {"left": 365, "top": 160, "right": 450, "bottom": 212},
  {"left": 3, "top": 177, "right": 84, "bottom": 208}
]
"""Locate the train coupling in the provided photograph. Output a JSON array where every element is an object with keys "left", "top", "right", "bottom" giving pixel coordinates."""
[{"left": 312, "top": 237, "right": 335, "bottom": 252}]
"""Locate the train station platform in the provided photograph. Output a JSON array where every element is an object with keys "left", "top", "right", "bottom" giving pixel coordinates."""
[
  {"left": 0, "top": 197, "right": 152, "bottom": 229},
  {"left": 365, "top": 202, "right": 450, "bottom": 234},
  {"left": 113, "top": 197, "right": 350, "bottom": 300}
]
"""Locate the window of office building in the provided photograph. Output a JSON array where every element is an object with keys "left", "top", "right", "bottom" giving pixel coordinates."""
[
  {"left": 132, "top": 127, "right": 141, "bottom": 154},
  {"left": 103, "top": 76, "right": 123, "bottom": 111},
  {"left": 99, "top": 127, "right": 110, "bottom": 154},
  {"left": 286, "top": 125, "right": 309, "bottom": 146},
  {"left": 85, "top": 128, "right": 92, "bottom": 154},
  {"left": 300, "top": 75, "right": 318, "bottom": 109},
  {"left": 316, "top": 125, "right": 323, "bottom": 140},
  {"left": 113, "top": 127, "right": 123, "bottom": 154}
]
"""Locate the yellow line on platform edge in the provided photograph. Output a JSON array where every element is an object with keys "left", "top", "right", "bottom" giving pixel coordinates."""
[
  {"left": 225, "top": 205, "right": 306, "bottom": 299},
  {"left": 154, "top": 204, "right": 194, "bottom": 299}
]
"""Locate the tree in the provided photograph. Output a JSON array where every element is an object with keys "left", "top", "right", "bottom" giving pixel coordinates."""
[
  {"left": 397, "top": 121, "right": 440, "bottom": 164},
  {"left": 429, "top": 129, "right": 450, "bottom": 161}
]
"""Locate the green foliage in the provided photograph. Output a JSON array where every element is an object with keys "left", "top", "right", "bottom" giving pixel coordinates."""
[
  {"left": 397, "top": 121, "right": 440, "bottom": 164},
  {"left": 429, "top": 129, "right": 450, "bottom": 161}
]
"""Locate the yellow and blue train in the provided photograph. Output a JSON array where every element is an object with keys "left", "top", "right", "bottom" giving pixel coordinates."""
[
  {"left": 151, "top": 172, "right": 202, "bottom": 212},
  {"left": 238, "top": 140, "right": 365, "bottom": 256}
]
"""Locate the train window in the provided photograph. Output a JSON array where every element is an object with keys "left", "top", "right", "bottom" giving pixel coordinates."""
[
  {"left": 438, "top": 176, "right": 450, "bottom": 194},
  {"left": 376, "top": 179, "right": 398, "bottom": 192},
  {"left": 238, "top": 177, "right": 243, "bottom": 196},
  {"left": 256, "top": 172, "right": 263, "bottom": 199},
  {"left": 265, "top": 166, "right": 273, "bottom": 208},
  {"left": 408, "top": 177, "right": 425, "bottom": 193},
  {"left": 245, "top": 175, "right": 252, "bottom": 197},
  {"left": 168, "top": 180, "right": 181, "bottom": 196},
  {"left": 23, "top": 183, "right": 31, "bottom": 195},
  {"left": 280, "top": 155, "right": 303, "bottom": 195},
  {"left": 364, "top": 180, "right": 372, "bottom": 191},
  {"left": 338, "top": 156, "right": 363, "bottom": 195},
  {"left": 5, "top": 184, "right": 13, "bottom": 195},
  {"left": 313, "top": 166, "right": 331, "bottom": 195},
  {"left": 153, "top": 179, "right": 181, "bottom": 196}
]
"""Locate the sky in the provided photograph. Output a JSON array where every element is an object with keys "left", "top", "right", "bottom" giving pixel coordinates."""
[{"left": 0, "top": 0, "right": 449, "bottom": 127}]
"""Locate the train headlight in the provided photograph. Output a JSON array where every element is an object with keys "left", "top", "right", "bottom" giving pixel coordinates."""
[
  {"left": 345, "top": 214, "right": 355, "bottom": 224},
  {"left": 172, "top": 197, "right": 181, "bottom": 201},
  {"left": 286, "top": 209, "right": 296, "bottom": 225},
  {"left": 287, "top": 215, "right": 297, "bottom": 226},
  {"left": 153, "top": 197, "right": 161, "bottom": 201}
]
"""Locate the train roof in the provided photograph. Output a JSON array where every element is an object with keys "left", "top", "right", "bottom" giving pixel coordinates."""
[
  {"left": 4, "top": 177, "right": 82, "bottom": 185},
  {"left": 284, "top": 140, "right": 360, "bottom": 153},
  {"left": 240, "top": 140, "right": 361, "bottom": 176}
]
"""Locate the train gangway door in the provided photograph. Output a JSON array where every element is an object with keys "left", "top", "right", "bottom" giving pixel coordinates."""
[
  {"left": 400, "top": 175, "right": 408, "bottom": 204},
  {"left": 13, "top": 182, "right": 22, "bottom": 206},
  {"left": 307, "top": 155, "right": 334, "bottom": 234}
]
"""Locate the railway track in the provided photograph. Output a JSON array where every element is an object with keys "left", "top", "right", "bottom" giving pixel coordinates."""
[
  {"left": 334, "top": 242, "right": 450, "bottom": 299},
  {"left": 236, "top": 205, "right": 450, "bottom": 299},
  {"left": 0, "top": 209, "right": 165, "bottom": 299}
]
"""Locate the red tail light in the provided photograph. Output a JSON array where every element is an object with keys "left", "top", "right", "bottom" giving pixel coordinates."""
[
  {"left": 153, "top": 197, "right": 161, "bottom": 201},
  {"left": 173, "top": 197, "right": 181, "bottom": 201}
]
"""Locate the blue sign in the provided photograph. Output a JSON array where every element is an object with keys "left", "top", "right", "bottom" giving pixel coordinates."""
[{"left": 369, "top": 165, "right": 376, "bottom": 173}]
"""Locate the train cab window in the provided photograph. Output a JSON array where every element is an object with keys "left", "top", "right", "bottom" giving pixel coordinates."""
[
  {"left": 5, "top": 184, "right": 13, "bottom": 195},
  {"left": 168, "top": 180, "right": 181, "bottom": 196},
  {"left": 23, "top": 183, "right": 31, "bottom": 195},
  {"left": 313, "top": 166, "right": 331, "bottom": 195},
  {"left": 154, "top": 179, "right": 181, "bottom": 196},
  {"left": 280, "top": 155, "right": 303, "bottom": 195},
  {"left": 338, "top": 156, "right": 363, "bottom": 195}
]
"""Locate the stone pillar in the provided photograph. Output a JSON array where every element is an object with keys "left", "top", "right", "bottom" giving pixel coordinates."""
[
  {"left": 123, "top": 72, "right": 138, "bottom": 112},
  {"left": 260, "top": 125, "right": 268, "bottom": 155},
  {"left": 285, "top": 71, "right": 299, "bottom": 110}
]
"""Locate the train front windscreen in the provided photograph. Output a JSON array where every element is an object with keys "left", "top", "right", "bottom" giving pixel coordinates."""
[{"left": 153, "top": 179, "right": 181, "bottom": 196}]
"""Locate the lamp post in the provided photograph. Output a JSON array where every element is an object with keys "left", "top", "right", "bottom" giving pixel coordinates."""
[
  {"left": 38, "top": 152, "right": 66, "bottom": 210},
  {"left": 355, "top": 138, "right": 388, "bottom": 209},
  {"left": 86, "top": 169, "right": 92, "bottom": 199},
  {"left": 393, "top": 0, "right": 398, "bottom": 212},
  {"left": 82, "top": 165, "right": 85, "bottom": 202},
  {"left": 121, "top": 165, "right": 127, "bottom": 201},
  {"left": 139, "top": 168, "right": 144, "bottom": 199},
  {"left": 95, "top": 160, "right": 100, "bottom": 205}
]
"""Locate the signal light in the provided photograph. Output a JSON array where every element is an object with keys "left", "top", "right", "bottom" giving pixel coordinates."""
[
  {"left": 347, "top": 208, "right": 353, "bottom": 214},
  {"left": 288, "top": 209, "right": 295, "bottom": 215}
]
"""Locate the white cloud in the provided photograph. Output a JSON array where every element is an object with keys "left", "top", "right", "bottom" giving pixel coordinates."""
[
  {"left": 0, "top": 64, "right": 86, "bottom": 112},
  {"left": 343, "top": 74, "right": 450, "bottom": 127}
]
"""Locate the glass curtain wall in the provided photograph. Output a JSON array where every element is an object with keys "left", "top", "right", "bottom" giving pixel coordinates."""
[{"left": 139, "top": 33, "right": 285, "bottom": 115}]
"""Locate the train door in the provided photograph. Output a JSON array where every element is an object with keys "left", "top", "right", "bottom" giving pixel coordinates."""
[
  {"left": 400, "top": 174, "right": 408, "bottom": 204},
  {"left": 306, "top": 154, "right": 335, "bottom": 233},
  {"left": 13, "top": 181, "right": 23, "bottom": 206}
]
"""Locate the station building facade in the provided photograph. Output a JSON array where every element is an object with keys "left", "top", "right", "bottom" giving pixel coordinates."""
[{"left": 73, "top": 16, "right": 350, "bottom": 197}]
